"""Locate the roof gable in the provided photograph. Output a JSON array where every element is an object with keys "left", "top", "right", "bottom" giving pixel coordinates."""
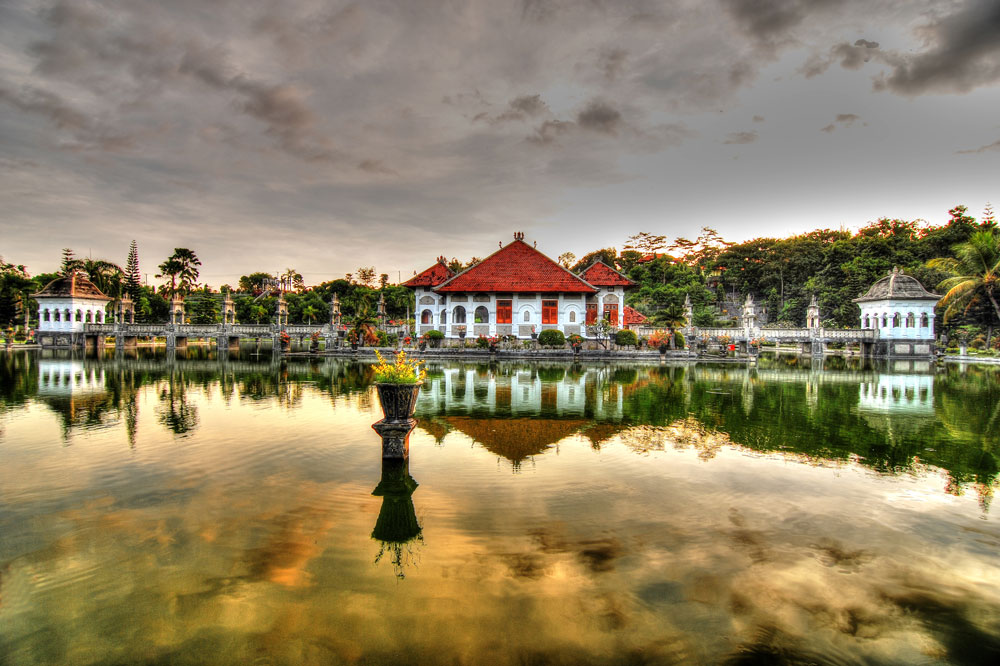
[
  {"left": 580, "top": 261, "right": 635, "bottom": 287},
  {"left": 435, "top": 240, "right": 596, "bottom": 293},
  {"left": 624, "top": 305, "right": 647, "bottom": 326},
  {"left": 402, "top": 259, "right": 454, "bottom": 288}
]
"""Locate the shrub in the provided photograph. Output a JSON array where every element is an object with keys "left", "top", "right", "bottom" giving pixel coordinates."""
[
  {"left": 615, "top": 329, "right": 638, "bottom": 347},
  {"left": 567, "top": 333, "right": 584, "bottom": 347},
  {"left": 673, "top": 330, "right": 685, "bottom": 349},
  {"left": 537, "top": 329, "right": 566, "bottom": 347},
  {"left": 424, "top": 330, "right": 444, "bottom": 340},
  {"left": 476, "top": 334, "right": 490, "bottom": 349},
  {"left": 648, "top": 330, "right": 670, "bottom": 349}
]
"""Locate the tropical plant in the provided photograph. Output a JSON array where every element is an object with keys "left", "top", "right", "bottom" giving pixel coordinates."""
[
  {"left": 157, "top": 248, "right": 201, "bottom": 297},
  {"left": 373, "top": 350, "right": 425, "bottom": 384},
  {"left": 928, "top": 229, "right": 1000, "bottom": 325}
]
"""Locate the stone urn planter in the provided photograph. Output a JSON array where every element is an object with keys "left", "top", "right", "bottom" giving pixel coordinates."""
[
  {"left": 375, "top": 382, "right": 422, "bottom": 423},
  {"left": 489, "top": 344, "right": 497, "bottom": 353}
]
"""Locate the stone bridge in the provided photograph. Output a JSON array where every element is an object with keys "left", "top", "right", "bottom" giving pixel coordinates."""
[
  {"left": 83, "top": 322, "right": 338, "bottom": 351},
  {"left": 687, "top": 325, "right": 879, "bottom": 356}
]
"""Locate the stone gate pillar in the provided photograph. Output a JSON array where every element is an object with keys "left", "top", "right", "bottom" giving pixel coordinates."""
[
  {"left": 169, "top": 296, "right": 185, "bottom": 325},
  {"left": 222, "top": 293, "right": 236, "bottom": 324}
]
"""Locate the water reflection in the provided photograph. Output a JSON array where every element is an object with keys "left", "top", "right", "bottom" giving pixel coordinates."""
[
  {"left": 3, "top": 350, "right": 1000, "bottom": 664},
  {"left": 371, "top": 459, "right": 422, "bottom": 579},
  {"left": 2, "top": 351, "right": 998, "bottom": 503}
]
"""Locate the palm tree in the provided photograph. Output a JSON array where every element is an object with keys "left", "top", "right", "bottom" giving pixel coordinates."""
[
  {"left": 928, "top": 229, "right": 1000, "bottom": 324},
  {"left": 302, "top": 304, "right": 318, "bottom": 324},
  {"left": 658, "top": 303, "right": 687, "bottom": 349},
  {"left": 156, "top": 258, "right": 183, "bottom": 298}
]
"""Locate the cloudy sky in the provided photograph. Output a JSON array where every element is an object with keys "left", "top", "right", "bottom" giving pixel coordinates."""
[{"left": 2, "top": 0, "right": 999, "bottom": 286}]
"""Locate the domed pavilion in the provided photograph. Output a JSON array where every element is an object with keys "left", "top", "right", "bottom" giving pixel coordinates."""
[
  {"left": 33, "top": 272, "right": 111, "bottom": 348},
  {"left": 854, "top": 267, "right": 940, "bottom": 357}
]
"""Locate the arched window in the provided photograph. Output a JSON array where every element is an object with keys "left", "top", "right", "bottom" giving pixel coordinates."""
[
  {"left": 54, "top": 309, "right": 60, "bottom": 322},
  {"left": 96, "top": 311, "right": 103, "bottom": 323},
  {"left": 474, "top": 306, "right": 489, "bottom": 324},
  {"left": 421, "top": 309, "right": 432, "bottom": 324},
  {"left": 453, "top": 306, "right": 466, "bottom": 324},
  {"left": 75, "top": 309, "right": 81, "bottom": 322},
  {"left": 86, "top": 311, "right": 93, "bottom": 323},
  {"left": 920, "top": 313, "right": 929, "bottom": 328},
  {"left": 881, "top": 314, "right": 888, "bottom": 327},
  {"left": 523, "top": 309, "right": 531, "bottom": 322},
  {"left": 892, "top": 313, "right": 900, "bottom": 327},
  {"left": 440, "top": 310, "right": 447, "bottom": 325},
  {"left": 569, "top": 310, "right": 576, "bottom": 323},
  {"left": 44, "top": 309, "right": 51, "bottom": 322},
  {"left": 864, "top": 315, "right": 870, "bottom": 328},
  {"left": 905, "top": 312, "right": 915, "bottom": 328}
]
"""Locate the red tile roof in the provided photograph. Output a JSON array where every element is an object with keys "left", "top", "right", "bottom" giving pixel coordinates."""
[
  {"left": 624, "top": 305, "right": 647, "bottom": 326},
  {"left": 435, "top": 240, "right": 596, "bottom": 293},
  {"left": 402, "top": 260, "right": 454, "bottom": 288},
  {"left": 580, "top": 261, "right": 635, "bottom": 287}
]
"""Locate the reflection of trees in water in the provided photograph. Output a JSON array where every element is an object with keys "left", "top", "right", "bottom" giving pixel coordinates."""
[
  {"left": 157, "top": 372, "right": 199, "bottom": 435},
  {"left": 371, "top": 459, "right": 422, "bottom": 579}
]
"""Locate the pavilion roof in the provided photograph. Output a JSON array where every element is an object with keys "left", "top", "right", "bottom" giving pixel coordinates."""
[
  {"left": 853, "top": 267, "right": 940, "bottom": 303},
  {"left": 33, "top": 272, "right": 109, "bottom": 300},
  {"left": 435, "top": 239, "right": 597, "bottom": 293},
  {"left": 580, "top": 261, "right": 635, "bottom": 287}
]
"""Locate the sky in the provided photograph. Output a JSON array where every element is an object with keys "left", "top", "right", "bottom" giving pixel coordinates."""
[{"left": 1, "top": 0, "right": 999, "bottom": 288}]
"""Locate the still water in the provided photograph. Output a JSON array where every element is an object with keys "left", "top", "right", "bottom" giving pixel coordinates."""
[{"left": 1, "top": 349, "right": 999, "bottom": 665}]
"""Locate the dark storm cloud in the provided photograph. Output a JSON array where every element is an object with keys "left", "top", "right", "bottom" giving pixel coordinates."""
[
  {"left": 576, "top": 100, "right": 622, "bottom": 134},
  {"left": 800, "top": 39, "right": 879, "bottom": 78},
  {"left": 720, "top": 0, "right": 842, "bottom": 52},
  {"left": 723, "top": 131, "right": 758, "bottom": 144},
  {"left": 0, "top": 84, "right": 138, "bottom": 152},
  {"left": 875, "top": 0, "right": 1000, "bottom": 95}
]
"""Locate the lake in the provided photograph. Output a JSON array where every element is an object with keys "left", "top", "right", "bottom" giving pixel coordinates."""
[{"left": 2, "top": 349, "right": 999, "bottom": 665}]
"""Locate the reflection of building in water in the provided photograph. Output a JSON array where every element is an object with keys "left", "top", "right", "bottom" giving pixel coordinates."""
[
  {"left": 417, "top": 366, "right": 622, "bottom": 419},
  {"left": 36, "top": 359, "right": 114, "bottom": 433},
  {"left": 856, "top": 373, "right": 935, "bottom": 440}
]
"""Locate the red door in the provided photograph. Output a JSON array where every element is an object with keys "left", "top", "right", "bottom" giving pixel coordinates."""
[{"left": 586, "top": 304, "right": 598, "bottom": 325}]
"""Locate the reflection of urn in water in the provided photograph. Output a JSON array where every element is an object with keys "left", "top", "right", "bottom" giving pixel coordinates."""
[{"left": 371, "top": 458, "right": 422, "bottom": 578}]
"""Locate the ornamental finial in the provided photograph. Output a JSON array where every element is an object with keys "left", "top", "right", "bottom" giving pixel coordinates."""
[{"left": 514, "top": 231, "right": 524, "bottom": 241}]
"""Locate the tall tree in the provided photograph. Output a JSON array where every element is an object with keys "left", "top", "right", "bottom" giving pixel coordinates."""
[
  {"left": 558, "top": 252, "right": 576, "bottom": 269},
  {"left": 61, "top": 248, "right": 82, "bottom": 274},
  {"left": 355, "top": 266, "right": 376, "bottom": 287},
  {"left": 929, "top": 229, "right": 1000, "bottom": 325},
  {"left": 124, "top": 240, "right": 141, "bottom": 300},
  {"left": 624, "top": 232, "right": 667, "bottom": 255},
  {"left": 158, "top": 248, "right": 201, "bottom": 297}
]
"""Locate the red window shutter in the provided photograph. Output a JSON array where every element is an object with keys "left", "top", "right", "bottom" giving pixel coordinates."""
[
  {"left": 497, "top": 300, "right": 512, "bottom": 324},
  {"left": 542, "top": 300, "right": 558, "bottom": 324},
  {"left": 586, "top": 304, "right": 598, "bottom": 325},
  {"left": 603, "top": 305, "right": 618, "bottom": 323}
]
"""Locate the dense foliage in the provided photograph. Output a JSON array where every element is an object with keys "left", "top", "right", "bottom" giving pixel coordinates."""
[{"left": 2, "top": 205, "right": 997, "bottom": 347}]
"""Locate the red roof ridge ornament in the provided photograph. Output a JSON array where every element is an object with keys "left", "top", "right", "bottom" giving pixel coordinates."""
[{"left": 513, "top": 231, "right": 525, "bottom": 241}]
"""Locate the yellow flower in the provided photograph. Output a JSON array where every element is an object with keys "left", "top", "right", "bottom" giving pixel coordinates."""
[{"left": 373, "top": 350, "right": 425, "bottom": 384}]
